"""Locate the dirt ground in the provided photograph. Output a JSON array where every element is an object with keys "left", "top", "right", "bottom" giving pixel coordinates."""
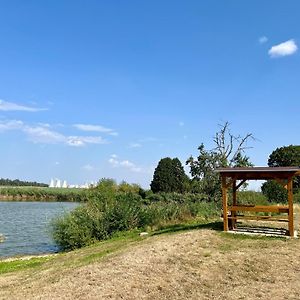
[{"left": 1, "top": 221, "right": 300, "bottom": 300}]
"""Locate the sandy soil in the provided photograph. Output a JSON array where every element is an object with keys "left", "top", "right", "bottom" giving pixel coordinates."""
[{"left": 1, "top": 225, "right": 300, "bottom": 300}]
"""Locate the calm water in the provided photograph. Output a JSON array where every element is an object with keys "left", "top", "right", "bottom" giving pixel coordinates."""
[{"left": 0, "top": 201, "right": 79, "bottom": 257}]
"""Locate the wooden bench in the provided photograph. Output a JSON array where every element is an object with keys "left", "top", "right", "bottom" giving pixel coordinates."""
[{"left": 227, "top": 205, "right": 290, "bottom": 224}]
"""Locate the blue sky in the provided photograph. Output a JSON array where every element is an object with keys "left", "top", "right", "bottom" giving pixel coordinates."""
[{"left": 0, "top": 1, "right": 299, "bottom": 188}]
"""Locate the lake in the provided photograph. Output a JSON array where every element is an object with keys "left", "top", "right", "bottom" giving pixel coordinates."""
[{"left": 0, "top": 201, "right": 79, "bottom": 258}]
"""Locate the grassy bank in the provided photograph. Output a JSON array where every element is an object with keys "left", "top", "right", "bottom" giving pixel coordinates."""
[
  {"left": 0, "top": 186, "right": 86, "bottom": 202},
  {"left": 0, "top": 220, "right": 217, "bottom": 275},
  {"left": 1, "top": 220, "right": 300, "bottom": 300}
]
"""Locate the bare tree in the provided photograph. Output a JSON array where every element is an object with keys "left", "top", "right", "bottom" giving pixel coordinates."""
[{"left": 212, "top": 121, "right": 255, "bottom": 166}]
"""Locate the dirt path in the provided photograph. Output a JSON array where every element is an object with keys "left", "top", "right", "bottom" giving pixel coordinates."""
[{"left": 1, "top": 227, "right": 300, "bottom": 300}]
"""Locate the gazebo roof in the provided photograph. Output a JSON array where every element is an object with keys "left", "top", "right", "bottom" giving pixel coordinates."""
[{"left": 215, "top": 166, "right": 300, "bottom": 180}]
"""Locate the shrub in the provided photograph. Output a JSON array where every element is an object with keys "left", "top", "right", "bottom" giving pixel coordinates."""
[{"left": 52, "top": 190, "right": 219, "bottom": 251}]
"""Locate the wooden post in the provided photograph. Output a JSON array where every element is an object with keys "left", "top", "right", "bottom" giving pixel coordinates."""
[
  {"left": 287, "top": 177, "right": 294, "bottom": 237},
  {"left": 222, "top": 176, "right": 228, "bottom": 231},
  {"left": 232, "top": 180, "right": 237, "bottom": 229}
]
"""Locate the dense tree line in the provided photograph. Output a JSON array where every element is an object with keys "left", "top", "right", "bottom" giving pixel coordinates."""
[{"left": 0, "top": 178, "right": 48, "bottom": 187}]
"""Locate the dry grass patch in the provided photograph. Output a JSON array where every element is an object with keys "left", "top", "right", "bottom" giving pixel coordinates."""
[{"left": 1, "top": 222, "right": 300, "bottom": 300}]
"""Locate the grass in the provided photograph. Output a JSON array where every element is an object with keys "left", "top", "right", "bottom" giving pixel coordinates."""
[
  {"left": 1, "top": 216, "right": 300, "bottom": 300},
  {"left": 0, "top": 186, "right": 86, "bottom": 202},
  {"left": 1, "top": 217, "right": 281, "bottom": 276},
  {"left": 0, "top": 256, "right": 53, "bottom": 275},
  {"left": 0, "top": 230, "right": 145, "bottom": 275},
  {"left": 0, "top": 219, "right": 220, "bottom": 275}
]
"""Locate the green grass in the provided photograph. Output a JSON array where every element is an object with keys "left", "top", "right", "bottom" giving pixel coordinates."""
[
  {"left": 0, "top": 256, "right": 53, "bottom": 275},
  {"left": 0, "top": 230, "right": 145, "bottom": 275},
  {"left": 0, "top": 186, "right": 86, "bottom": 202}
]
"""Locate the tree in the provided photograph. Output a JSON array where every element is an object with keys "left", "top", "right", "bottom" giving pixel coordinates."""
[
  {"left": 261, "top": 180, "right": 287, "bottom": 203},
  {"left": 150, "top": 157, "right": 189, "bottom": 193},
  {"left": 186, "top": 122, "right": 254, "bottom": 201},
  {"left": 268, "top": 145, "right": 300, "bottom": 189},
  {"left": 261, "top": 145, "right": 300, "bottom": 201}
]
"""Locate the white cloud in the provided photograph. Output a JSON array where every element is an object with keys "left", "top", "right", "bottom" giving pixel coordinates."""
[
  {"left": 120, "top": 160, "right": 135, "bottom": 168},
  {"left": 66, "top": 136, "right": 108, "bottom": 147},
  {"left": 23, "top": 126, "right": 65, "bottom": 144},
  {"left": 259, "top": 36, "right": 268, "bottom": 44},
  {"left": 0, "top": 120, "right": 24, "bottom": 131},
  {"left": 82, "top": 164, "right": 95, "bottom": 171},
  {"left": 108, "top": 157, "right": 119, "bottom": 167},
  {"left": 108, "top": 156, "right": 143, "bottom": 173},
  {"left": 73, "top": 124, "right": 118, "bottom": 136},
  {"left": 0, "top": 100, "right": 47, "bottom": 112},
  {"left": 129, "top": 142, "right": 142, "bottom": 148},
  {"left": 268, "top": 39, "right": 298, "bottom": 57},
  {"left": 0, "top": 119, "right": 109, "bottom": 147}
]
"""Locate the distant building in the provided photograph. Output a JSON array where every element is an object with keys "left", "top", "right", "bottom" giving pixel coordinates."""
[
  {"left": 49, "top": 179, "right": 55, "bottom": 188},
  {"left": 62, "top": 180, "right": 68, "bottom": 188},
  {"left": 55, "top": 179, "right": 61, "bottom": 188},
  {"left": 49, "top": 178, "right": 94, "bottom": 189}
]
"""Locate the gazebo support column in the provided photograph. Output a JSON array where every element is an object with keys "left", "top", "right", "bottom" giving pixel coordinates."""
[
  {"left": 232, "top": 180, "right": 237, "bottom": 229},
  {"left": 222, "top": 176, "right": 228, "bottom": 231},
  {"left": 287, "top": 178, "right": 294, "bottom": 237}
]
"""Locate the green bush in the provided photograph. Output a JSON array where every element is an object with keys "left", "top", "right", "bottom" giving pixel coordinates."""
[{"left": 52, "top": 189, "right": 219, "bottom": 251}]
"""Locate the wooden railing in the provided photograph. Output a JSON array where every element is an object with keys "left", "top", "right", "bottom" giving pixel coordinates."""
[{"left": 227, "top": 205, "right": 290, "bottom": 224}]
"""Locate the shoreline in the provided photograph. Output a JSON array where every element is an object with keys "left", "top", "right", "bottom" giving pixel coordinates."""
[{"left": 0, "top": 253, "right": 58, "bottom": 262}]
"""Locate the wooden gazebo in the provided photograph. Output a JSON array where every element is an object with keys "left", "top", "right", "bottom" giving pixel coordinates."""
[{"left": 216, "top": 167, "right": 300, "bottom": 237}]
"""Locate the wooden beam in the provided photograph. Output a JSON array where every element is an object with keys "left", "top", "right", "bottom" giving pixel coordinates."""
[
  {"left": 229, "top": 205, "right": 289, "bottom": 213},
  {"left": 222, "top": 176, "right": 228, "bottom": 231},
  {"left": 235, "top": 179, "right": 247, "bottom": 191},
  {"left": 287, "top": 177, "right": 294, "bottom": 237}
]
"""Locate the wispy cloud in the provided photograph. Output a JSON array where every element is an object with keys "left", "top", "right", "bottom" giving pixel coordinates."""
[
  {"left": 0, "top": 120, "right": 24, "bottom": 131},
  {"left": 82, "top": 164, "right": 95, "bottom": 171},
  {"left": 0, "top": 100, "right": 47, "bottom": 112},
  {"left": 108, "top": 155, "right": 145, "bottom": 173},
  {"left": 268, "top": 39, "right": 298, "bottom": 58},
  {"left": 259, "top": 36, "right": 268, "bottom": 44},
  {"left": 73, "top": 123, "right": 118, "bottom": 136},
  {"left": 179, "top": 121, "right": 184, "bottom": 127},
  {"left": 66, "top": 136, "right": 107, "bottom": 147},
  {"left": 24, "top": 126, "right": 65, "bottom": 144},
  {"left": 0, "top": 119, "right": 108, "bottom": 147},
  {"left": 129, "top": 142, "right": 142, "bottom": 148}
]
